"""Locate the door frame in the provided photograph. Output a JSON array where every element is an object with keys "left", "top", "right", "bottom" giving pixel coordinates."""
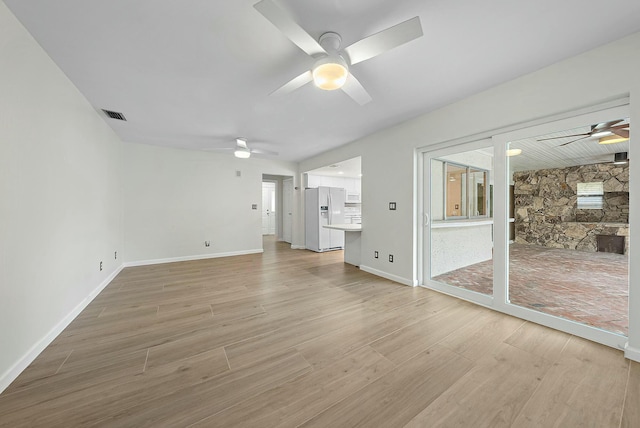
[{"left": 282, "top": 178, "right": 293, "bottom": 243}]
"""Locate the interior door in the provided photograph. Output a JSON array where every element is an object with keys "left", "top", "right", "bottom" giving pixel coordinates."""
[
  {"left": 282, "top": 178, "right": 293, "bottom": 243},
  {"left": 262, "top": 182, "right": 276, "bottom": 235}
]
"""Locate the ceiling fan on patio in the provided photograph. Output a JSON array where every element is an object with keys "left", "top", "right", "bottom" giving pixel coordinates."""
[{"left": 537, "top": 120, "right": 630, "bottom": 146}]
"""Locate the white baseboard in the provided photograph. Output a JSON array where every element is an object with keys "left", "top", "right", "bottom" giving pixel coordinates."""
[
  {"left": 359, "top": 265, "right": 416, "bottom": 287},
  {"left": 625, "top": 343, "right": 640, "bottom": 362},
  {"left": 123, "top": 249, "right": 264, "bottom": 267},
  {"left": 0, "top": 264, "right": 124, "bottom": 394},
  {"left": 290, "top": 245, "right": 306, "bottom": 250}
]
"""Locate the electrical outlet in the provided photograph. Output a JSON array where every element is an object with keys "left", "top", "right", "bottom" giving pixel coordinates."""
[
  {"left": 389, "top": 202, "right": 397, "bottom": 210},
  {"left": 99, "top": 261, "right": 103, "bottom": 271},
  {"left": 389, "top": 254, "right": 394, "bottom": 263},
  {"left": 205, "top": 241, "right": 211, "bottom": 247},
  {"left": 374, "top": 251, "right": 379, "bottom": 259},
  {"left": 114, "top": 251, "right": 117, "bottom": 260}
]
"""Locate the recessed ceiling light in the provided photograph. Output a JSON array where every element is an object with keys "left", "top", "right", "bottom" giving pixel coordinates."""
[{"left": 338, "top": 171, "right": 344, "bottom": 174}]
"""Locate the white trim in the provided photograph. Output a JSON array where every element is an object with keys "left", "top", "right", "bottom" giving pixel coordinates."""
[
  {"left": 360, "top": 265, "right": 417, "bottom": 286},
  {"left": 290, "top": 245, "right": 306, "bottom": 250},
  {"left": 123, "top": 249, "right": 263, "bottom": 267},
  {"left": 0, "top": 264, "right": 124, "bottom": 394},
  {"left": 625, "top": 343, "right": 640, "bottom": 362}
]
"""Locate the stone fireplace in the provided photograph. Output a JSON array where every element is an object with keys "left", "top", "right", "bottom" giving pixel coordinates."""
[
  {"left": 513, "top": 162, "right": 629, "bottom": 254},
  {"left": 597, "top": 235, "right": 625, "bottom": 254}
]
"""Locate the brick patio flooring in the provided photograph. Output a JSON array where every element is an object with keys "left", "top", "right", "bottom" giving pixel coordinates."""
[{"left": 433, "top": 243, "right": 628, "bottom": 335}]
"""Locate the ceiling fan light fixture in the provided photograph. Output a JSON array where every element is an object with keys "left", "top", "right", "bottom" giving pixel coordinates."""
[
  {"left": 234, "top": 148, "right": 251, "bottom": 158},
  {"left": 312, "top": 56, "right": 348, "bottom": 90},
  {"left": 599, "top": 135, "right": 629, "bottom": 145}
]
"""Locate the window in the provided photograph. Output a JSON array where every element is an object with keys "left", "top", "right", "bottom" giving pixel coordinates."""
[
  {"left": 441, "top": 161, "right": 489, "bottom": 219},
  {"left": 577, "top": 182, "right": 604, "bottom": 209}
]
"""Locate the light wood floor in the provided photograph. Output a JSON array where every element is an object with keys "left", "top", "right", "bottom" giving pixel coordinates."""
[{"left": 1, "top": 237, "right": 638, "bottom": 427}]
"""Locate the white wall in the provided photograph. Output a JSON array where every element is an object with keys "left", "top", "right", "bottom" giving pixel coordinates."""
[
  {"left": 123, "top": 142, "right": 299, "bottom": 264},
  {"left": 0, "top": 1, "right": 124, "bottom": 391},
  {"left": 430, "top": 224, "right": 493, "bottom": 277}
]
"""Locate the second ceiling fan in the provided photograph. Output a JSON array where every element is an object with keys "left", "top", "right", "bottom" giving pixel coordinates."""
[
  {"left": 538, "top": 120, "right": 630, "bottom": 146},
  {"left": 254, "top": 0, "right": 423, "bottom": 105}
]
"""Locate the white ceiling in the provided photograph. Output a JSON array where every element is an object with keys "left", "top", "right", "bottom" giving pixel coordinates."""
[
  {"left": 6, "top": 0, "right": 640, "bottom": 161},
  {"left": 510, "top": 119, "right": 630, "bottom": 172}
]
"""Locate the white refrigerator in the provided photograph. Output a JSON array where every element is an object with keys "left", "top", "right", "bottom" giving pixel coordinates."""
[{"left": 305, "top": 187, "right": 345, "bottom": 252}]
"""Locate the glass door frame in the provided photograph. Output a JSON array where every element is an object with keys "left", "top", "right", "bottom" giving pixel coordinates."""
[{"left": 418, "top": 102, "right": 631, "bottom": 352}]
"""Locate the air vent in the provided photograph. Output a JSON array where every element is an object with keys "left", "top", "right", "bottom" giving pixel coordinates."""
[{"left": 101, "top": 109, "right": 127, "bottom": 121}]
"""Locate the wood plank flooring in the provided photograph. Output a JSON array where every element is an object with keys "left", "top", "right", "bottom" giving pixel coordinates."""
[{"left": 0, "top": 236, "right": 637, "bottom": 427}]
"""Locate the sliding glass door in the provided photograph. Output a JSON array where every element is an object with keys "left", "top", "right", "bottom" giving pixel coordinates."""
[
  {"left": 420, "top": 103, "right": 630, "bottom": 349},
  {"left": 423, "top": 139, "right": 494, "bottom": 303},
  {"left": 504, "top": 114, "right": 630, "bottom": 337}
]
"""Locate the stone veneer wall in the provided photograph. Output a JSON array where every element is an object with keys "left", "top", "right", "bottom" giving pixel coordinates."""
[{"left": 513, "top": 162, "right": 629, "bottom": 253}]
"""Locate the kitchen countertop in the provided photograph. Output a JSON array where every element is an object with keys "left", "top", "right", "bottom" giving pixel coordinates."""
[{"left": 323, "top": 223, "right": 362, "bottom": 232}]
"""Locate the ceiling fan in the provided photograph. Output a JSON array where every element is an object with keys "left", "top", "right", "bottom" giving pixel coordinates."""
[
  {"left": 253, "top": 0, "right": 423, "bottom": 105},
  {"left": 537, "top": 120, "right": 630, "bottom": 146},
  {"left": 209, "top": 138, "right": 279, "bottom": 159}
]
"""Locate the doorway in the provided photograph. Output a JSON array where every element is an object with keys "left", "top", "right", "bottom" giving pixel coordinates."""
[{"left": 262, "top": 175, "right": 294, "bottom": 243}]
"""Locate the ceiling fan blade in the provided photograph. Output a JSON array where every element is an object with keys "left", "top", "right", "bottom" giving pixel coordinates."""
[
  {"left": 611, "top": 128, "right": 630, "bottom": 138},
  {"left": 593, "top": 120, "right": 623, "bottom": 131},
  {"left": 537, "top": 133, "right": 590, "bottom": 142},
  {"left": 559, "top": 135, "right": 591, "bottom": 146},
  {"left": 206, "top": 147, "right": 234, "bottom": 151},
  {"left": 609, "top": 123, "right": 629, "bottom": 130},
  {"left": 271, "top": 70, "right": 313, "bottom": 96},
  {"left": 251, "top": 148, "right": 279, "bottom": 156},
  {"left": 254, "top": 0, "right": 327, "bottom": 57},
  {"left": 341, "top": 73, "right": 372, "bottom": 105},
  {"left": 343, "top": 16, "right": 423, "bottom": 65}
]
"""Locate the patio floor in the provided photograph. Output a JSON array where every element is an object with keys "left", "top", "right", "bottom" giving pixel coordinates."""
[{"left": 433, "top": 243, "right": 628, "bottom": 335}]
